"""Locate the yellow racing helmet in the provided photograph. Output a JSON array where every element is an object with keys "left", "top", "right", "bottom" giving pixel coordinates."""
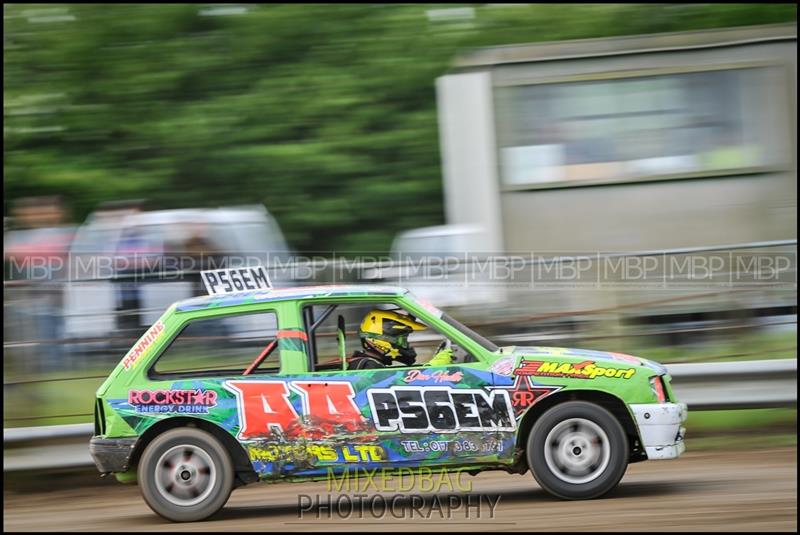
[{"left": 359, "top": 310, "right": 427, "bottom": 366}]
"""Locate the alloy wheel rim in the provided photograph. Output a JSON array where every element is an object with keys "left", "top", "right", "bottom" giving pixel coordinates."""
[
  {"left": 543, "top": 417, "right": 611, "bottom": 485},
  {"left": 154, "top": 444, "right": 216, "bottom": 506}
]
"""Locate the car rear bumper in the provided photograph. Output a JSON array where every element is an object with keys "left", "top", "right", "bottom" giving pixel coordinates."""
[
  {"left": 89, "top": 436, "right": 137, "bottom": 473},
  {"left": 629, "top": 402, "right": 687, "bottom": 460}
]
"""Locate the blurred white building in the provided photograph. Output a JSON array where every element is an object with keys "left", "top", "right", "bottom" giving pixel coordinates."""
[{"left": 436, "top": 23, "right": 797, "bottom": 254}]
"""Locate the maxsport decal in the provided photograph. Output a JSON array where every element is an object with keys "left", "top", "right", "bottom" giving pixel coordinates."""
[{"left": 516, "top": 359, "right": 636, "bottom": 380}]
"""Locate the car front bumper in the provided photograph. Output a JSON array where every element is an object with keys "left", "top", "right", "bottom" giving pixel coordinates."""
[
  {"left": 629, "top": 402, "right": 687, "bottom": 460},
  {"left": 89, "top": 436, "right": 137, "bottom": 473}
]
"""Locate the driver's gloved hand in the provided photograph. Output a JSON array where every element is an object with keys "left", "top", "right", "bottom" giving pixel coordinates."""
[{"left": 427, "top": 347, "right": 454, "bottom": 366}]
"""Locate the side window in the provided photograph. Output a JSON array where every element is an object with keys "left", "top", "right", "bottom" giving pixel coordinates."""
[
  {"left": 303, "top": 302, "right": 476, "bottom": 372},
  {"left": 304, "top": 303, "right": 370, "bottom": 372},
  {"left": 152, "top": 311, "right": 280, "bottom": 377}
]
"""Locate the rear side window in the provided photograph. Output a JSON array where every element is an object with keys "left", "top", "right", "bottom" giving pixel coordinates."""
[{"left": 152, "top": 311, "right": 280, "bottom": 377}]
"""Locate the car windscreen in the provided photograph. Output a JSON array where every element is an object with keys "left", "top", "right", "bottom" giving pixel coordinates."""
[{"left": 442, "top": 313, "right": 498, "bottom": 353}]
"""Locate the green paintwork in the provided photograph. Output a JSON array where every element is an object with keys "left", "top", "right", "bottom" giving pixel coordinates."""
[{"left": 96, "top": 285, "right": 670, "bottom": 483}]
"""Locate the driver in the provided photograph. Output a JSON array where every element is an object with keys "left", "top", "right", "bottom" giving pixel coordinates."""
[{"left": 347, "top": 310, "right": 454, "bottom": 370}]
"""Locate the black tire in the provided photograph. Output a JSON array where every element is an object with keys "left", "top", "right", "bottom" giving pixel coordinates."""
[
  {"left": 138, "top": 427, "right": 234, "bottom": 522},
  {"left": 527, "top": 401, "right": 628, "bottom": 500}
]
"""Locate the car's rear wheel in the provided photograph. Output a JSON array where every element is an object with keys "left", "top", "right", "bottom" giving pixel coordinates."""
[
  {"left": 527, "top": 401, "right": 628, "bottom": 500},
  {"left": 138, "top": 427, "right": 234, "bottom": 522}
]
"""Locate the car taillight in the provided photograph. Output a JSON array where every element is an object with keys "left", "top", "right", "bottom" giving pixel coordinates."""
[
  {"left": 95, "top": 398, "right": 106, "bottom": 436},
  {"left": 650, "top": 376, "right": 667, "bottom": 403}
]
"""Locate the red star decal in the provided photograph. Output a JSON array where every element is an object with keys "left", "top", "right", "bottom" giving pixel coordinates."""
[{"left": 493, "top": 376, "right": 562, "bottom": 418}]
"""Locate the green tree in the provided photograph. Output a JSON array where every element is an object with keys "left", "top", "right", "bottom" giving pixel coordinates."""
[{"left": 4, "top": 4, "right": 796, "bottom": 252}]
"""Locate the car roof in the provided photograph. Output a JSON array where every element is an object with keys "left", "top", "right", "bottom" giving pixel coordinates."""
[
  {"left": 127, "top": 205, "right": 270, "bottom": 226},
  {"left": 174, "top": 284, "right": 409, "bottom": 312},
  {"left": 394, "top": 224, "right": 484, "bottom": 240},
  {"left": 79, "top": 205, "right": 271, "bottom": 231}
]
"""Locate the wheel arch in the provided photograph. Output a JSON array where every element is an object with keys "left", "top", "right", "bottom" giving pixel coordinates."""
[
  {"left": 129, "top": 417, "right": 258, "bottom": 488},
  {"left": 515, "top": 389, "right": 647, "bottom": 468}
]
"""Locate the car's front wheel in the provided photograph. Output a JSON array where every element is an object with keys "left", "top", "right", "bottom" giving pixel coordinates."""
[
  {"left": 138, "top": 427, "right": 234, "bottom": 522},
  {"left": 527, "top": 401, "right": 628, "bottom": 500}
]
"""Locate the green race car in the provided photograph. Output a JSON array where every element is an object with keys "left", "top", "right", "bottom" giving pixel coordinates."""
[{"left": 90, "top": 268, "right": 687, "bottom": 522}]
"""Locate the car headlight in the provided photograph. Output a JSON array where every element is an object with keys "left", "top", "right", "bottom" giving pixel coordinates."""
[{"left": 650, "top": 375, "right": 667, "bottom": 403}]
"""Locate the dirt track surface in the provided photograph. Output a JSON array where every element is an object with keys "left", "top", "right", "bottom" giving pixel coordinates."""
[{"left": 4, "top": 448, "right": 797, "bottom": 532}]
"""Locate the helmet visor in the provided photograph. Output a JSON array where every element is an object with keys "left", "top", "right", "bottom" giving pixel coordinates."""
[{"left": 394, "top": 334, "right": 409, "bottom": 349}]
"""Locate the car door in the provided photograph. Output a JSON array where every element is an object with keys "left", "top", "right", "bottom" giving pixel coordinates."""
[{"left": 279, "top": 299, "right": 515, "bottom": 475}]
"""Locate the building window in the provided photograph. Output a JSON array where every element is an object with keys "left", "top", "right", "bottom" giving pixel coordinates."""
[{"left": 496, "top": 67, "right": 772, "bottom": 187}]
